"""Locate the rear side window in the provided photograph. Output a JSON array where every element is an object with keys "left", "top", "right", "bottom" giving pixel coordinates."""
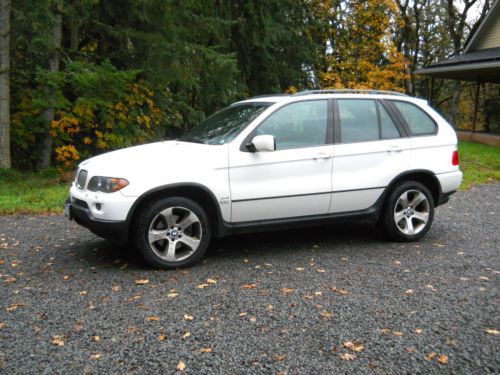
[
  {"left": 393, "top": 101, "right": 436, "bottom": 135},
  {"left": 337, "top": 99, "right": 401, "bottom": 143},
  {"left": 338, "top": 100, "right": 378, "bottom": 142}
]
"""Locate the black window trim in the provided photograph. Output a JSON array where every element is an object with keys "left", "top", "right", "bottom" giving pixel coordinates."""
[
  {"left": 239, "top": 98, "right": 334, "bottom": 152},
  {"left": 385, "top": 99, "right": 438, "bottom": 137},
  {"left": 333, "top": 98, "right": 406, "bottom": 145}
]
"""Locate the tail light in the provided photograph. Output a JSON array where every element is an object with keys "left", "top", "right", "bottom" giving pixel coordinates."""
[{"left": 452, "top": 150, "right": 459, "bottom": 166}]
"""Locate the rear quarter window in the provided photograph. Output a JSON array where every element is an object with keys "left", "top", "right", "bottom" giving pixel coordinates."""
[{"left": 392, "top": 101, "right": 437, "bottom": 135}]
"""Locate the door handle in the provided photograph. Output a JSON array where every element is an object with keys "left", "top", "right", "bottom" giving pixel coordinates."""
[
  {"left": 313, "top": 152, "right": 332, "bottom": 160},
  {"left": 387, "top": 145, "right": 403, "bottom": 153}
]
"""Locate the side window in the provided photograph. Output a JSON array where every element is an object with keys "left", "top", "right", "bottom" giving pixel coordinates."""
[
  {"left": 393, "top": 101, "right": 436, "bottom": 135},
  {"left": 256, "top": 100, "right": 328, "bottom": 150},
  {"left": 378, "top": 102, "right": 401, "bottom": 139},
  {"left": 338, "top": 100, "right": 378, "bottom": 142}
]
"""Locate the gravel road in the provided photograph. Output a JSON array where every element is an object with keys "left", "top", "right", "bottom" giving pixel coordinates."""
[{"left": 0, "top": 184, "right": 498, "bottom": 374}]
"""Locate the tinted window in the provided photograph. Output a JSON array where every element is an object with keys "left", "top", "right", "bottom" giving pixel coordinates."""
[
  {"left": 393, "top": 101, "right": 436, "bottom": 135},
  {"left": 256, "top": 100, "right": 328, "bottom": 150},
  {"left": 338, "top": 100, "right": 378, "bottom": 142},
  {"left": 378, "top": 102, "right": 401, "bottom": 139}
]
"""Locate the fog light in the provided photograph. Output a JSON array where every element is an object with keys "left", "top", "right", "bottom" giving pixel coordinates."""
[{"left": 95, "top": 203, "right": 102, "bottom": 211}]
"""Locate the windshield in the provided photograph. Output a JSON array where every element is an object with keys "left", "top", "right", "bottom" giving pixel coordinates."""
[{"left": 180, "top": 102, "right": 271, "bottom": 145}]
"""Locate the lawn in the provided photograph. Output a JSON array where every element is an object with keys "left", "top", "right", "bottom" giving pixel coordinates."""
[{"left": 0, "top": 141, "right": 498, "bottom": 215}]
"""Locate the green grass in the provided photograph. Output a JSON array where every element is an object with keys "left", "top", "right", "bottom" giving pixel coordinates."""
[
  {"left": 0, "top": 168, "right": 69, "bottom": 215},
  {"left": 0, "top": 141, "right": 498, "bottom": 214},
  {"left": 458, "top": 141, "right": 500, "bottom": 190}
]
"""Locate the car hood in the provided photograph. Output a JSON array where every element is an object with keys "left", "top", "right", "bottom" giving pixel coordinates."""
[{"left": 78, "top": 141, "right": 228, "bottom": 196}]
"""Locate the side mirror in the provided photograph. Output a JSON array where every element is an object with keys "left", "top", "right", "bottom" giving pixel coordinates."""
[{"left": 246, "top": 135, "right": 276, "bottom": 152}]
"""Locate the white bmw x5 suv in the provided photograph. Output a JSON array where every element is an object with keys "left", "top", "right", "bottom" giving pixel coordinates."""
[{"left": 65, "top": 90, "right": 462, "bottom": 269}]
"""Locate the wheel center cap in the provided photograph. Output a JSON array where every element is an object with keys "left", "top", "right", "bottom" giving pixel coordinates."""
[
  {"left": 171, "top": 229, "right": 178, "bottom": 238},
  {"left": 404, "top": 207, "right": 413, "bottom": 217}
]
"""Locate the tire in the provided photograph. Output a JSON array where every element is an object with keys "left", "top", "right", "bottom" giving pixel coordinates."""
[
  {"left": 382, "top": 180, "right": 434, "bottom": 242},
  {"left": 133, "top": 197, "right": 211, "bottom": 269}
]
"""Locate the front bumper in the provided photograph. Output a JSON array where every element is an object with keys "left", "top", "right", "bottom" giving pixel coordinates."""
[{"left": 65, "top": 198, "right": 128, "bottom": 245}]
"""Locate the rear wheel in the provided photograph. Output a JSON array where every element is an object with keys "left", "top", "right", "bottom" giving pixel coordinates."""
[
  {"left": 133, "top": 197, "right": 211, "bottom": 269},
  {"left": 382, "top": 181, "right": 434, "bottom": 242}
]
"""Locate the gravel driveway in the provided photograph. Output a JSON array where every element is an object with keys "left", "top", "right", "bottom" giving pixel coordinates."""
[{"left": 0, "top": 184, "right": 498, "bottom": 374}]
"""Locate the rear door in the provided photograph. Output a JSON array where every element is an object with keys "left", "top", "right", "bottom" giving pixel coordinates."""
[{"left": 329, "top": 98, "right": 411, "bottom": 213}]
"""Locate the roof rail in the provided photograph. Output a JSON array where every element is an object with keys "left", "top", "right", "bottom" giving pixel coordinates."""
[
  {"left": 295, "top": 89, "right": 408, "bottom": 97},
  {"left": 247, "top": 94, "right": 290, "bottom": 99}
]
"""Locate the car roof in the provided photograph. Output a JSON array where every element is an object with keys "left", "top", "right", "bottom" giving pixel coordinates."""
[{"left": 235, "top": 90, "right": 427, "bottom": 106}]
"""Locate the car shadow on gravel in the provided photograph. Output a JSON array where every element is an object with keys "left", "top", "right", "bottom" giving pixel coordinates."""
[{"left": 69, "top": 221, "right": 386, "bottom": 270}]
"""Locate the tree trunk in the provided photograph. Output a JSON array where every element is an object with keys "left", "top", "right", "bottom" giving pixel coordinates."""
[
  {"left": 449, "top": 80, "right": 461, "bottom": 129},
  {"left": 0, "top": 0, "right": 11, "bottom": 169},
  {"left": 39, "top": 1, "right": 63, "bottom": 170}
]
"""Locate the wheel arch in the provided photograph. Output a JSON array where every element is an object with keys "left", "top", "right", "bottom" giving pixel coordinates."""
[
  {"left": 383, "top": 170, "right": 442, "bottom": 208},
  {"left": 125, "top": 183, "right": 226, "bottom": 242}
]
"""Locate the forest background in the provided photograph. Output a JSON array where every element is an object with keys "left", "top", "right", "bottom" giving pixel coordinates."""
[{"left": 0, "top": 0, "right": 498, "bottom": 171}]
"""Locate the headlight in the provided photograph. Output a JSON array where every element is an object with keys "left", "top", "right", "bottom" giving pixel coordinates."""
[{"left": 87, "top": 176, "right": 129, "bottom": 193}]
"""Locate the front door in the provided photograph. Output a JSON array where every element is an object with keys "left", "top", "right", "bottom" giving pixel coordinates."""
[{"left": 229, "top": 99, "right": 334, "bottom": 223}]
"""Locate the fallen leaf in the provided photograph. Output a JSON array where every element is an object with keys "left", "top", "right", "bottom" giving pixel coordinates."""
[
  {"left": 79, "top": 291, "right": 87, "bottom": 296},
  {"left": 147, "top": 316, "right": 160, "bottom": 321},
  {"left": 177, "top": 360, "right": 186, "bottom": 371},
  {"left": 128, "top": 294, "right": 141, "bottom": 302},
  {"left": 485, "top": 328, "right": 500, "bottom": 335},
  {"left": 249, "top": 317, "right": 256, "bottom": 323},
  {"left": 425, "top": 352, "right": 436, "bottom": 361},
  {"left": 266, "top": 304, "right": 273, "bottom": 310},
  {"left": 206, "top": 278, "right": 217, "bottom": 284},
  {"left": 437, "top": 354, "right": 448, "bottom": 364},
  {"left": 459, "top": 277, "right": 469, "bottom": 281},
  {"left": 0, "top": 323, "right": 5, "bottom": 329},
  {"left": 63, "top": 275, "right": 70, "bottom": 281},
  {"left": 316, "top": 269, "right": 326, "bottom": 273},
  {"left": 406, "top": 346, "right": 417, "bottom": 353},
  {"left": 90, "top": 353, "right": 102, "bottom": 359},
  {"left": 239, "top": 312, "right": 248, "bottom": 317},
  {"left": 340, "top": 353, "right": 356, "bottom": 361},
  {"left": 196, "top": 283, "right": 209, "bottom": 289},
  {"left": 181, "top": 331, "right": 191, "bottom": 339},
  {"left": 112, "top": 285, "right": 121, "bottom": 292},
  {"left": 168, "top": 292, "right": 178, "bottom": 298},
  {"left": 330, "top": 287, "right": 349, "bottom": 295},
  {"left": 314, "top": 291, "right": 322, "bottom": 296},
  {"left": 159, "top": 334, "right": 166, "bottom": 341},
  {"left": 200, "top": 347, "right": 212, "bottom": 353},
  {"left": 479, "top": 276, "right": 489, "bottom": 281},
  {"left": 343, "top": 341, "right": 363, "bottom": 352},
  {"left": 393, "top": 331, "right": 403, "bottom": 337},
  {"left": 405, "top": 289, "right": 414, "bottom": 295},
  {"left": 242, "top": 283, "right": 256, "bottom": 289},
  {"left": 135, "top": 279, "right": 149, "bottom": 285},
  {"left": 415, "top": 329, "right": 423, "bottom": 334},
  {"left": 275, "top": 354, "right": 286, "bottom": 362},
  {"left": 296, "top": 267, "right": 304, "bottom": 271},
  {"left": 394, "top": 261, "right": 401, "bottom": 265},
  {"left": 93, "top": 335, "right": 100, "bottom": 342},
  {"left": 5, "top": 277, "right": 16, "bottom": 284},
  {"left": 341, "top": 257, "right": 348, "bottom": 261},
  {"left": 319, "top": 310, "right": 333, "bottom": 319},
  {"left": 425, "top": 285, "right": 436, "bottom": 291},
  {"left": 6, "top": 303, "right": 23, "bottom": 312},
  {"left": 51, "top": 335, "right": 65, "bottom": 346},
  {"left": 280, "top": 287, "right": 295, "bottom": 294},
  {"left": 184, "top": 314, "right": 193, "bottom": 321}
]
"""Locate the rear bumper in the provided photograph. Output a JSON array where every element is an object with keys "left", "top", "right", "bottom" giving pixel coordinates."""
[{"left": 65, "top": 198, "right": 128, "bottom": 245}]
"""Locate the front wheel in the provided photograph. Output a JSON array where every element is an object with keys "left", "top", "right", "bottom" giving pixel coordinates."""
[
  {"left": 382, "top": 181, "right": 434, "bottom": 242},
  {"left": 133, "top": 197, "right": 211, "bottom": 269}
]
